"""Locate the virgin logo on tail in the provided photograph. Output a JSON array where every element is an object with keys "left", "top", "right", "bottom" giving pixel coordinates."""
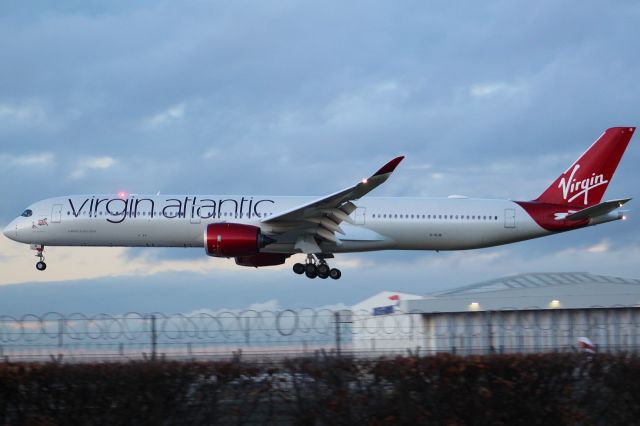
[
  {"left": 536, "top": 127, "right": 634, "bottom": 208},
  {"left": 558, "top": 164, "right": 609, "bottom": 205}
]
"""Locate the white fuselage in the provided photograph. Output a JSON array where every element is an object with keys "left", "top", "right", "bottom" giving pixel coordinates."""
[{"left": 4, "top": 194, "right": 555, "bottom": 253}]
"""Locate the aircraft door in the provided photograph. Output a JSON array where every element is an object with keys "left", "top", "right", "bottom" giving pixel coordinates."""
[
  {"left": 354, "top": 207, "right": 366, "bottom": 225},
  {"left": 51, "top": 204, "right": 62, "bottom": 223},
  {"left": 504, "top": 208, "right": 515, "bottom": 228}
]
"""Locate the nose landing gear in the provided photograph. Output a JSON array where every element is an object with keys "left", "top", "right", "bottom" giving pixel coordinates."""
[
  {"left": 292, "top": 254, "right": 341, "bottom": 280},
  {"left": 32, "top": 244, "right": 47, "bottom": 271}
]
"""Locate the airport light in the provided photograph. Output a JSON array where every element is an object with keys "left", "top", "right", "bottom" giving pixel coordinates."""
[
  {"left": 549, "top": 299, "right": 561, "bottom": 309},
  {"left": 469, "top": 302, "right": 480, "bottom": 311}
]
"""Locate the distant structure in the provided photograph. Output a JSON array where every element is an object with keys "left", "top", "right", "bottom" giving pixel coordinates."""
[{"left": 351, "top": 272, "right": 640, "bottom": 356}]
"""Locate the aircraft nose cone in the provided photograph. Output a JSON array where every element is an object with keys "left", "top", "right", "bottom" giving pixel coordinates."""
[{"left": 3, "top": 222, "right": 16, "bottom": 240}]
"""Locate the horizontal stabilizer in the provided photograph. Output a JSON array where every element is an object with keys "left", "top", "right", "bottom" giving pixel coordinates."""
[{"left": 565, "top": 198, "right": 631, "bottom": 221}]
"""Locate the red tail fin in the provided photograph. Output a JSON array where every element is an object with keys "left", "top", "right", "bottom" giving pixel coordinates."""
[{"left": 536, "top": 127, "right": 635, "bottom": 207}]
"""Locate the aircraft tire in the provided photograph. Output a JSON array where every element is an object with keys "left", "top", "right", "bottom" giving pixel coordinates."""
[
  {"left": 329, "top": 268, "right": 341, "bottom": 280},
  {"left": 317, "top": 264, "right": 330, "bottom": 276},
  {"left": 36, "top": 261, "right": 47, "bottom": 271},
  {"left": 293, "top": 263, "right": 305, "bottom": 274}
]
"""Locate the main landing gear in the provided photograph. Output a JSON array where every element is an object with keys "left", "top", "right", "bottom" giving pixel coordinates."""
[
  {"left": 293, "top": 254, "right": 341, "bottom": 280},
  {"left": 33, "top": 244, "right": 47, "bottom": 271}
]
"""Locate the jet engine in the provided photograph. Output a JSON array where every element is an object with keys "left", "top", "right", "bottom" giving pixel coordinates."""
[{"left": 205, "top": 223, "right": 275, "bottom": 257}]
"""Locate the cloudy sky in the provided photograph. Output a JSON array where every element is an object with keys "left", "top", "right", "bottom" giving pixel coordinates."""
[{"left": 1, "top": 0, "right": 639, "bottom": 315}]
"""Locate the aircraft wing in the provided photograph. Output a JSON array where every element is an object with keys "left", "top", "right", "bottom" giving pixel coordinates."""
[
  {"left": 565, "top": 198, "right": 631, "bottom": 221},
  {"left": 262, "top": 156, "right": 404, "bottom": 252}
]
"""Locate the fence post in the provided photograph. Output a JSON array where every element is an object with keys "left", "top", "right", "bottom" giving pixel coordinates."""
[
  {"left": 58, "top": 317, "right": 64, "bottom": 348},
  {"left": 244, "top": 315, "right": 251, "bottom": 345},
  {"left": 151, "top": 314, "right": 157, "bottom": 361},
  {"left": 335, "top": 311, "right": 341, "bottom": 357}
]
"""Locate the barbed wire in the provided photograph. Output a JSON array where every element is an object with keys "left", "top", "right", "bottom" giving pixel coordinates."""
[{"left": 1, "top": 308, "right": 639, "bottom": 345}]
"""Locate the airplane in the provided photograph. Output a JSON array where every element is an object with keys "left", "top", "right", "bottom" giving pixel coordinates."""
[{"left": 2, "top": 127, "right": 635, "bottom": 280}]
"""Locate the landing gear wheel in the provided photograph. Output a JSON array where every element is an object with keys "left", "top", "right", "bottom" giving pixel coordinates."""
[
  {"left": 293, "top": 263, "right": 305, "bottom": 275},
  {"left": 34, "top": 245, "right": 47, "bottom": 271},
  {"left": 305, "top": 263, "right": 317, "bottom": 275},
  {"left": 305, "top": 265, "right": 318, "bottom": 279},
  {"left": 317, "top": 263, "right": 330, "bottom": 276},
  {"left": 316, "top": 263, "right": 329, "bottom": 279},
  {"left": 294, "top": 254, "right": 342, "bottom": 279}
]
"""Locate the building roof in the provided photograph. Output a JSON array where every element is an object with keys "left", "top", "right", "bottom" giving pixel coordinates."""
[
  {"left": 431, "top": 272, "right": 640, "bottom": 296},
  {"left": 397, "top": 272, "right": 640, "bottom": 313},
  {"left": 351, "top": 291, "right": 423, "bottom": 312}
]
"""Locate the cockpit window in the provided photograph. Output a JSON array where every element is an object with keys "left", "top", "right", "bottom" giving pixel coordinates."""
[{"left": 21, "top": 209, "right": 33, "bottom": 217}]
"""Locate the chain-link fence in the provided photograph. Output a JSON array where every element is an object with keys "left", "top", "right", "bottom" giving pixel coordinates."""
[
  {"left": 1, "top": 308, "right": 639, "bottom": 362},
  {"left": 0, "top": 310, "right": 352, "bottom": 361}
]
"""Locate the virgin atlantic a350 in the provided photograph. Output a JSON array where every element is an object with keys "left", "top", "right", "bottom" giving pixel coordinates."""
[{"left": 3, "top": 127, "right": 635, "bottom": 279}]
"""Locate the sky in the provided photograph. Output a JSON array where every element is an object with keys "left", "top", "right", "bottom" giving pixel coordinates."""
[{"left": 0, "top": 0, "right": 639, "bottom": 315}]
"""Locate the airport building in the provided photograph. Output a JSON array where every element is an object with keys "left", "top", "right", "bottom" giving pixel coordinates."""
[{"left": 351, "top": 272, "right": 640, "bottom": 355}]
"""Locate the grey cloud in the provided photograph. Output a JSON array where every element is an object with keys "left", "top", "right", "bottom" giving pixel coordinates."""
[{"left": 0, "top": 0, "right": 638, "bottom": 300}]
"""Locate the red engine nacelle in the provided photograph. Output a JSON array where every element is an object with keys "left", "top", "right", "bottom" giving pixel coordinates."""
[
  {"left": 235, "top": 253, "right": 290, "bottom": 268},
  {"left": 205, "top": 223, "right": 275, "bottom": 258}
]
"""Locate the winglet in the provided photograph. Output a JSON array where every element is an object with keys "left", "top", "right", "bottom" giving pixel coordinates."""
[{"left": 373, "top": 156, "right": 405, "bottom": 177}]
